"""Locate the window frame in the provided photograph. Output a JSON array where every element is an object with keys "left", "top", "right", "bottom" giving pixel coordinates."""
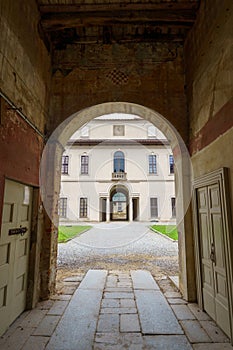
[
  {"left": 169, "top": 155, "right": 174, "bottom": 174},
  {"left": 171, "top": 197, "right": 176, "bottom": 217},
  {"left": 113, "top": 151, "right": 125, "bottom": 173},
  {"left": 150, "top": 197, "right": 158, "bottom": 218},
  {"left": 61, "top": 155, "right": 69, "bottom": 175},
  {"left": 148, "top": 154, "right": 157, "bottom": 175},
  {"left": 59, "top": 197, "right": 67, "bottom": 218},
  {"left": 80, "top": 197, "right": 88, "bottom": 218},
  {"left": 81, "top": 154, "right": 89, "bottom": 175}
]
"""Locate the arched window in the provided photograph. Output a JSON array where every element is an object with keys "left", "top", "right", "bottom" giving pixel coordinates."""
[{"left": 114, "top": 151, "right": 125, "bottom": 173}]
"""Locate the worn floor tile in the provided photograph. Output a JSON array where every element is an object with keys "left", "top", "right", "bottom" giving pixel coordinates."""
[
  {"left": 120, "top": 299, "right": 136, "bottom": 308},
  {"left": 20, "top": 309, "right": 48, "bottom": 328},
  {"left": 171, "top": 305, "right": 196, "bottom": 320},
  {"left": 104, "top": 292, "right": 134, "bottom": 299},
  {"left": 46, "top": 272, "right": 106, "bottom": 350},
  {"left": 0, "top": 327, "right": 34, "bottom": 350},
  {"left": 120, "top": 314, "right": 140, "bottom": 332},
  {"left": 97, "top": 314, "right": 119, "bottom": 333},
  {"left": 50, "top": 294, "right": 72, "bottom": 301},
  {"left": 47, "top": 300, "right": 69, "bottom": 315},
  {"left": 0, "top": 311, "right": 31, "bottom": 341},
  {"left": 33, "top": 315, "right": 60, "bottom": 336},
  {"left": 168, "top": 298, "right": 187, "bottom": 305},
  {"left": 79, "top": 270, "right": 108, "bottom": 290},
  {"left": 193, "top": 344, "right": 233, "bottom": 350},
  {"left": 101, "top": 307, "right": 137, "bottom": 314},
  {"left": 135, "top": 290, "right": 183, "bottom": 334},
  {"left": 143, "top": 335, "right": 192, "bottom": 350},
  {"left": 23, "top": 335, "right": 49, "bottom": 350},
  {"left": 102, "top": 299, "right": 120, "bottom": 308},
  {"left": 164, "top": 291, "right": 182, "bottom": 298},
  {"left": 95, "top": 332, "right": 120, "bottom": 345},
  {"left": 200, "top": 320, "right": 230, "bottom": 343},
  {"left": 187, "top": 304, "right": 211, "bottom": 321},
  {"left": 131, "top": 270, "right": 159, "bottom": 290},
  {"left": 36, "top": 300, "right": 54, "bottom": 310},
  {"left": 180, "top": 320, "right": 212, "bottom": 343},
  {"left": 105, "top": 288, "right": 132, "bottom": 292}
]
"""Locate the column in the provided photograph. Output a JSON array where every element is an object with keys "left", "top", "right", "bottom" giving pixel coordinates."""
[
  {"left": 129, "top": 197, "right": 133, "bottom": 221},
  {"left": 106, "top": 197, "right": 110, "bottom": 222}
]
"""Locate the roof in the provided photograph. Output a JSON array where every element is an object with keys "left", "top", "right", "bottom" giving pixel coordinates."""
[{"left": 67, "top": 138, "right": 170, "bottom": 146}]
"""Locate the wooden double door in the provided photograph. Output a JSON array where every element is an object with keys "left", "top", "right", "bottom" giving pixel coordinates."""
[
  {"left": 194, "top": 169, "right": 233, "bottom": 339},
  {"left": 0, "top": 180, "right": 32, "bottom": 336}
]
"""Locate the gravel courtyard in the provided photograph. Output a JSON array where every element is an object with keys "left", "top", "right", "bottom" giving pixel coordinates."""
[{"left": 57, "top": 222, "right": 179, "bottom": 280}]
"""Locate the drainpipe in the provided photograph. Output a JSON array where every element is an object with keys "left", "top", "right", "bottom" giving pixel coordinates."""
[{"left": 0, "top": 90, "right": 45, "bottom": 140}]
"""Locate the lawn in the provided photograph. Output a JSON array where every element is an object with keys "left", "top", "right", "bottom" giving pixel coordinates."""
[
  {"left": 150, "top": 225, "right": 178, "bottom": 241},
  {"left": 58, "top": 225, "right": 91, "bottom": 243}
]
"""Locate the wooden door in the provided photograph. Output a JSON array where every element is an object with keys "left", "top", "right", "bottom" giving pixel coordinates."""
[
  {"left": 0, "top": 180, "right": 32, "bottom": 336},
  {"left": 197, "top": 183, "right": 230, "bottom": 337}
]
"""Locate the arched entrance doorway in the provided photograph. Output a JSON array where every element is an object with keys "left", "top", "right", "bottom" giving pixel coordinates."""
[
  {"left": 110, "top": 185, "right": 129, "bottom": 221},
  {"left": 40, "top": 102, "right": 195, "bottom": 302}
]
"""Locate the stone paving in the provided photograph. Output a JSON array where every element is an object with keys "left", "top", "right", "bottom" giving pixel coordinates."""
[{"left": 0, "top": 270, "right": 232, "bottom": 350}]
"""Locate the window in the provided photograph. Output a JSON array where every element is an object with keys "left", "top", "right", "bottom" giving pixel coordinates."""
[
  {"left": 150, "top": 198, "right": 158, "bottom": 218},
  {"left": 113, "top": 125, "right": 125, "bottom": 136},
  {"left": 59, "top": 198, "right": 67, "bottom": 218},
  {"left": 171, "top": 197, "right": 176, "bottom": 217},
  {"left": 80, "top": 197, "right": 87, "bottom": 218},
  {"left": 169, "top": 155, "right": 174, "bottom": 174},
  {"left": 149, "top": 154, "right": 157, "bottom": 174},
  {"left": 114, "top": 151, "right": 125, "bottom": 173},
  {"left": 81, "top": 155, "right": 89, "bottom": 174},
  {"left": 61, "top": 155, "right": 69, "bottom": 174}
]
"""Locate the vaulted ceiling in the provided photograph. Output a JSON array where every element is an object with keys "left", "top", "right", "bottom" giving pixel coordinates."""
[{"left": 37, "top": 0, "right": 200, "bottom": 49}]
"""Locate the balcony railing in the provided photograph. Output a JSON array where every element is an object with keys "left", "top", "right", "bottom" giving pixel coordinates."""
[{"left": 112, "top": 172, "right": 127, "bottom": 180}]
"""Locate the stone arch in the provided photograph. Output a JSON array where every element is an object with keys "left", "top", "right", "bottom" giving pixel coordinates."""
[{"left": 40, "top": 102, "right": 195, "bottom": 301}]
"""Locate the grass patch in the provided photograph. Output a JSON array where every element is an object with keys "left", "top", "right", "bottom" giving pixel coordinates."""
[
  {"left": 150, "top": 225, "right": 178, "bottom": 241},
  {"left": 58, "top": 225, "right": 91, "bottom": 243}
]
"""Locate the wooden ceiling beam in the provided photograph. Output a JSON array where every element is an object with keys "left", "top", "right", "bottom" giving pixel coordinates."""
[
  {"left": 41, "top": 10, "right": 196, "bottom": 31},
  {"left": 39, "top": 2, "right": 199, "bottom": 14}
]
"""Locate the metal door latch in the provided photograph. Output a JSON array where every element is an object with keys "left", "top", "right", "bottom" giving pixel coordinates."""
[{"left": 9, "top": 226, "right": 28, "bottom": 236}]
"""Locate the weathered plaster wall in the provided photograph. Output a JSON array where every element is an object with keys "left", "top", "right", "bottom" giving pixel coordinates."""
[
  {"left": 0, "top": 0, "right": 51, "bottom": 132},
  {"left": 185, "top": 0, "right": 233, "bottom": 305},
  {"left": 49, "top": 42, "right": 188, "bottom": 142},
  {"left": 185, "top": 0, "right": 233, "bottom": 195},
  {"left": 0, "top": 1, "right": 52, "bottom": 302},
  {"left": 185, "top": 0, "right": 233, "bottom": 145}
]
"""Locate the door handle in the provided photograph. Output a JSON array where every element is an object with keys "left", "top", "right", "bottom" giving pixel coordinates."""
[{"left": 210, "top": 242, "right": 216, "bottom": 263}]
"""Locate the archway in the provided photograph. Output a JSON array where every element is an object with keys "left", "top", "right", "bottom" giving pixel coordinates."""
[
  {"left": 40, "top": 102, "right": 195, "bottom": 301},
  {"left": 110, "top": 185, "right": 129, "bottom": 221}
]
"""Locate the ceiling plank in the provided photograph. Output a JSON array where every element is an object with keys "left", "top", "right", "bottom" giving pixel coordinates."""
[
  {"left": 41, "top": 10, "right": 196, "bottom": 31},
  {"left": 39, "top": 2, "right": 199, "bottom": 14}
]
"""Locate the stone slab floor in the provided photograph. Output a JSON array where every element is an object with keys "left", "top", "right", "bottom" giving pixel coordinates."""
[{"left": 0, "top": 270, "right": 232, "bottom": 350}]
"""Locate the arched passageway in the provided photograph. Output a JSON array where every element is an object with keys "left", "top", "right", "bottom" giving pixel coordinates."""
[{"left": 40, "top": 101, "right": 195, "bottom": 303}]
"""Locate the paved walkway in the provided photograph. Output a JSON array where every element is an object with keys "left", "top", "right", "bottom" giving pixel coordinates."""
[{"left": 0, "top": 270, "right": 232, "bottom": 350}]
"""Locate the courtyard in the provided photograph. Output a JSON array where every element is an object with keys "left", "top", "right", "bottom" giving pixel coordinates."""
[{"left": 57, "top": 222, "right": 179, "bottom": 287}]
